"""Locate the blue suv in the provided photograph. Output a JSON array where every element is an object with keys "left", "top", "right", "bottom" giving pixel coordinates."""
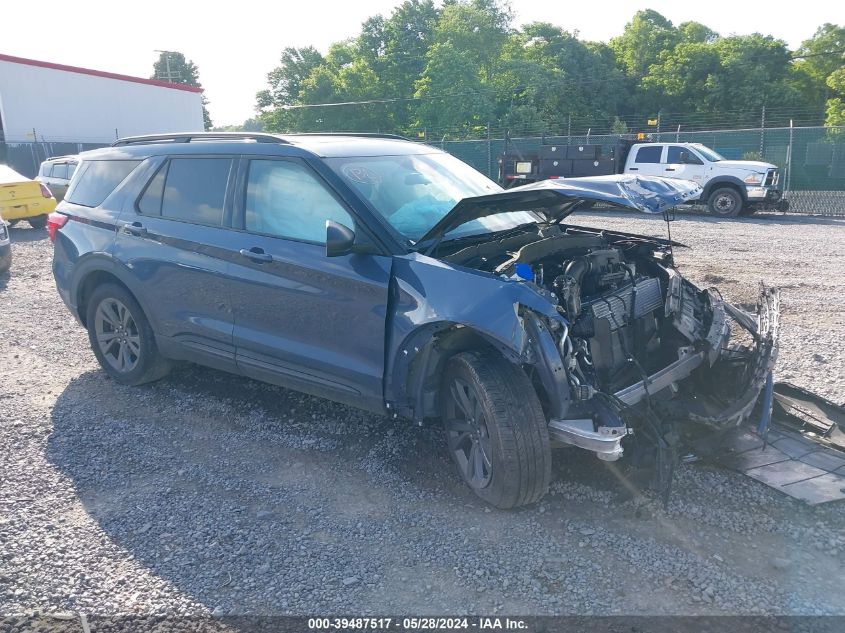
[{"left": 50, "top": 132, "right": 778, "bottom": 508}]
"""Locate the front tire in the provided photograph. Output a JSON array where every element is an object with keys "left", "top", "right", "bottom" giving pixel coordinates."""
[
  {"left": 86, "top": 283, "right": 172, "bottom": 385},
  {"left": 707, "top": 187, "right": 742, "bottom": 217},
  {"left": 28, "top": 215, "right": 48, "bottom": 229},
  {"left": 441, "top": 350, "right": 551, "bottom": 509}
]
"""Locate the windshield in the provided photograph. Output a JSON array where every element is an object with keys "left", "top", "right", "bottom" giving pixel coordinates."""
[
  {"left": 692, "top": 144, "right": 725, "bottom": 162},
  {"left": 327, "top": 153, "right": 539, "bottom": 242}
]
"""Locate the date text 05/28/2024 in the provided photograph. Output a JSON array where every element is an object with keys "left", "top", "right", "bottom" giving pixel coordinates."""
[{"left": 307, "top": 617, "right": 529, "bottom": 630}]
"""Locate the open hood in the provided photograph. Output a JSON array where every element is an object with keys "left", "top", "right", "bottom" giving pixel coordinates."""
[{"left": 416, "top": 174, "right": 702, "bottom": 248}]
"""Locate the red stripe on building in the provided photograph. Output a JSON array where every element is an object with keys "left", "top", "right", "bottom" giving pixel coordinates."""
[{"left": 0, "top": 53, "right": 204, "bottom": 93}]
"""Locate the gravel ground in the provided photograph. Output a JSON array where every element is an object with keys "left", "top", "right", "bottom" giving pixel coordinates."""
[{"left": 1, "top": 212, "right": 844, "bottom": 621}]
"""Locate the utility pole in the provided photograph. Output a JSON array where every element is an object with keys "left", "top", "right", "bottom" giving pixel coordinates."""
[
  {"left": 786, "top": 119, "right": 793, "bottom": 195},
  {"left": 154, "top": 50, "right": 182, "bottom": 83},
  {"left": 486, "top": 122, "right": 492, "bottom": 178}
]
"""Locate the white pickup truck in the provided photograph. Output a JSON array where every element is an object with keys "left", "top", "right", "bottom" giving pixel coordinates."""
[{"left": 498, "top": 139, "right": 788, "bottom": 217}]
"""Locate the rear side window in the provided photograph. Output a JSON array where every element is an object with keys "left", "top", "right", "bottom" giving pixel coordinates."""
[
  {"left": 634, "top": 146, "right": 662, "bottom": 164},
  {"left": 138, "top": 158, "right": 231, "bottom": 226},
  {"left": 66, "top": 160, "right": 141, "bottom": 207},
  {"left": 52, "top": 163, "right": 69, "bottom": 180}
]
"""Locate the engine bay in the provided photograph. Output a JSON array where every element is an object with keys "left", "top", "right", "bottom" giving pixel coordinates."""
[{"left": 442, "top": 224, "right": 705, "bottom": 396}]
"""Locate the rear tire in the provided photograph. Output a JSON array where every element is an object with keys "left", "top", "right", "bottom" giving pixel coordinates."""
[
  {"left": 441, "top": 350, "right": 551, "bottom": 509},
  {"left": 28, "top": 215, "right": 48, "bottom": 229},
  {"left": 86, "top": 283, "right": 172, "bottom": 385},
  {"left": 707, "top": 188, "right": 742, "bottom": 217}
]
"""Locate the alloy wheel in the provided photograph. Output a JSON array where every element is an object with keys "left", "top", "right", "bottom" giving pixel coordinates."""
[
  {"left": 94, "top": 297, "right": 141, "bottom": 373},
  {"left": 444, "top": 378, "right": 493, "bottom": 489}
]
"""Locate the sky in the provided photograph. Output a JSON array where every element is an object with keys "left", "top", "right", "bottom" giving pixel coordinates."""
[{"left": 1, "top": 1, "right": 839, "bottom": 126}]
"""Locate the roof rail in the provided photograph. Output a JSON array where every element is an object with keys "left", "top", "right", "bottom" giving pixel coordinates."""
[
  {"left": 45, "top": 154, "right": 79, "bottom": 161},
  {"left": 285, "top": 132, "right": 409, "bottom": 141},
  {"left": 111, "top": 132, "right": 290, "bottom": 147}
]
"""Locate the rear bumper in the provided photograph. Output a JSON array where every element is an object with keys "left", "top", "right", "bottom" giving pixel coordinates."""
[
  {"left": 0, "top": 197, "right": 57, "bottom": 220},
  {"left": 52, "top": 258, "right": 80, "bottom": 324}
]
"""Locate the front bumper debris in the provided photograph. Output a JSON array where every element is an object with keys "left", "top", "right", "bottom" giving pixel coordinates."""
[
  {"left": 688, "top": 285, "right": 779, "bottom": 427},
  {"left": 548, "top": 285, "right": 780, "bottom": 462},
  {"left": 547, "top": 418, "right": 630, "bottom": 461}
]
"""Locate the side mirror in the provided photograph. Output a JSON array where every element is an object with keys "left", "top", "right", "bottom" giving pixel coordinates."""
[
  {"left": 679, "top": 151, "right": 690, "bottom": 164},
  {"left": 326, "top": 220, "right": 356, "bottom": 257}
]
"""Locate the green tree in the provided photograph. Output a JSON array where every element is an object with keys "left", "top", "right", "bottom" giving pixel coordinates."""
[
  {"left": 706, "top": 34, "right": 802, "bottom": 113},
  {"left": 360, "top": 0, "right": 439, "bottom": 129},
  {"left": 642, "top": 32, "right": 809, "bottom": 123},
  {"left": 210, "top": 117, "right": 264, "bottom": 133},
  {"left": 434, "top": 0, "right": 513, "bottom": 82},
  {"left": 509, "top": 23, "right": 625, "bottom": 128},
  {"left": 641, "top": 42, "right": 721, "bottom": 112},
  {"left": 610, "top": 10, "right": 679, "bottom": 78},
  {"left": 795, "top": 24, "right": 845, "bottom": 85},
  {"left": 794, "top": 24, "right": 845, "bottom": 126},
  {"left": 678, "top": 21, "right": 718, "bottom": 45},
  {"left": 826, "top": 68, "right": 845, "bottom": 126},
  {"left": 152, "top": 51, "right": 212, "bottom": 129},
  {"left": 257, "top": 47, "right": 325, "bottom": 109},
  {"left": 255, "top": 4, "right": 837, "bottom": 138},
  {"left": 414, "top": 41, "right": 493, "bottom": 133}
]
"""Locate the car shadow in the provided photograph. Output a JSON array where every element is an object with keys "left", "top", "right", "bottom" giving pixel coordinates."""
[
  {"left": 8, "top": 224, "right": 49, "bottom": 242},
  {"left": 46, "top": 364, "right": 486, "bottom": 615},
  {"left": 46, "top": 361, "right": 648, "bottom": 617}
]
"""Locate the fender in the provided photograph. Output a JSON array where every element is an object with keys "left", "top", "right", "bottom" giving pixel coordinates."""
[
  {"left": 702, "top": 176, "right": 747, "bottom": 202},
  {"left": 384, "top": 252, "right": 567, "bottom": 421},
  {"left": 68, "top": 252, "right": 162, "bottom": 332}
]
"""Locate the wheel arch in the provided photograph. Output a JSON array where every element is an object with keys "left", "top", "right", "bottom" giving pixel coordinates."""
[
  {"left": 388, "top": 312, "right": 565, "bottom": 424},
  {"left": 703, "top": 176, "right": 747, "bottom": 202},
  {"left": 72, "top": 257, "right": 154, "bottom": 329},
  {"left": 388, "top": 321, "right": 527, "bottom": 423}
]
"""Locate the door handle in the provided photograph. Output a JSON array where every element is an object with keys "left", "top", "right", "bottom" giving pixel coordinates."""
[
  {"left": 123, "top": 221, "right": 147, "bottom": 236},
  {"left": 665, "top": 167, "right": 676, "bottom": 171},
  {"left": 239, "top": 247, "right": 273, "bottom": 263},
  {"left": 628, "top": 167, "right": 638, "bottom": 171}
]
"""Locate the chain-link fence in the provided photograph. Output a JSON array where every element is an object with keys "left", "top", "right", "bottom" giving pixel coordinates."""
[
  {"left": 441, "top": 126, "right": 845, "bottom": 216},
  {"left": 0, "top": 139, "right": 110, "bottom": 178},
  {"left": 3, "top": 126, "right": 845, "bottom": 216}
]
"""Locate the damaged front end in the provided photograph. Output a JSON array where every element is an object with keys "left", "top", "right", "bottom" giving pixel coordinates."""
[
  {"left": 428, "top": 176, "right": 780, "bottom": 466},
  {"left": 543, "top": 278, "right": 780, "bottom": 463}
]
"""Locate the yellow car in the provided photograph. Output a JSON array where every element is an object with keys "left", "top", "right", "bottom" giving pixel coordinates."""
[{"left": 0, "top": 164, "right": 57, "bottom": 229}]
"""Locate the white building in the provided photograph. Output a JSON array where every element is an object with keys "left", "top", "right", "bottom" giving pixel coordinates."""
[{"left": 0, "top": 53, "right": 204, "bottom": 174}]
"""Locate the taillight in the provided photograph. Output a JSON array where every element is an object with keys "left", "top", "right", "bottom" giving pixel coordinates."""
[
  {"left": 47, "top": 212, "right": 68, "bottom": 242},
  {"left": 40, "top": 183, "right": 54, "bottom": 199}
]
